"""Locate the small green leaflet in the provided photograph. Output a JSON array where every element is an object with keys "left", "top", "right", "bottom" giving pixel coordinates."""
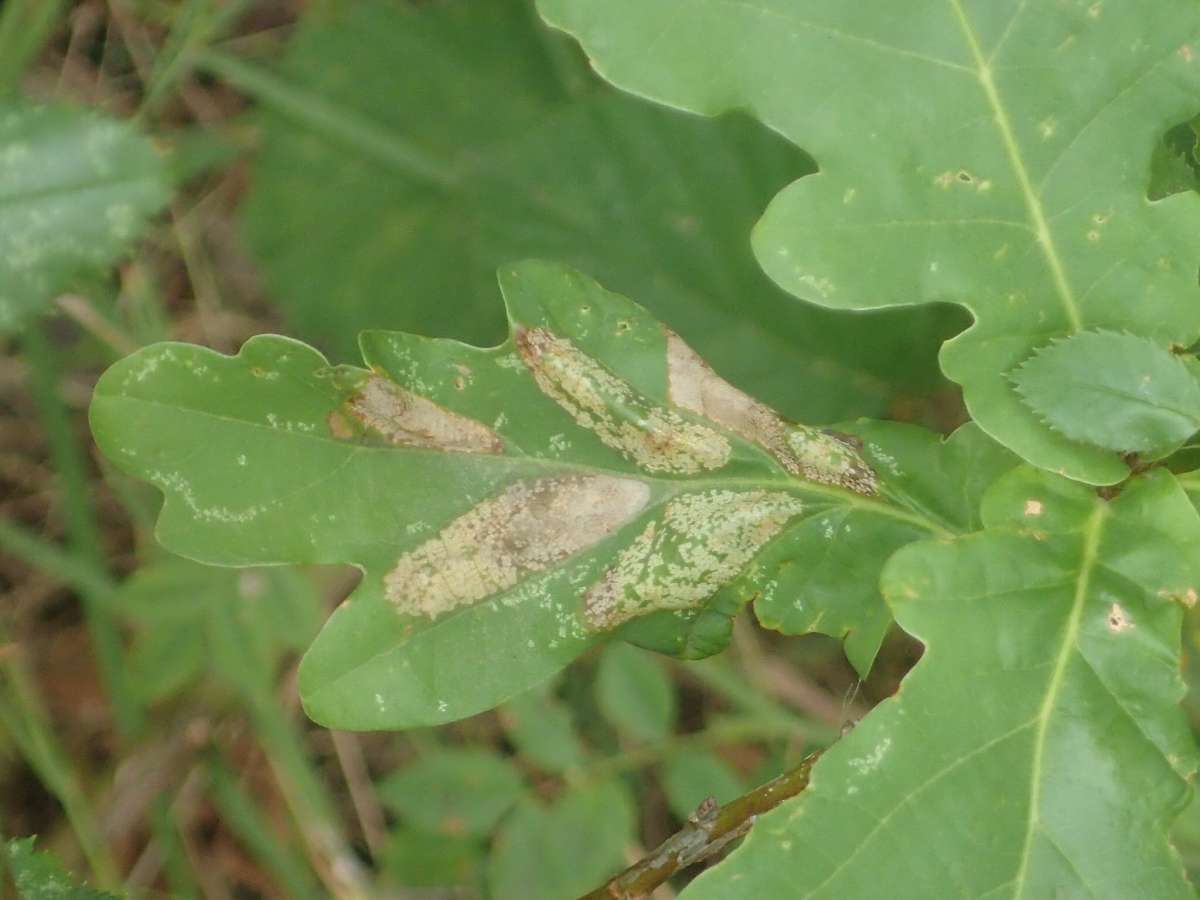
[
  {"left": 683, "top": 468, "right": 1200, "bottom": 899},
  {"left": 539, "top": 0, "right": 1200, "bottom": 485},
  {"left": 1012, "top": 329, "right": 1200, "bottom": 456},
  {"left": 90, "top": 261, "right": 949, "bottom": 729},
  {"left": 0, "top": 103, "right": 169, "bottom": 331},
  {"left": 3, "top": 837, "right": 118, "bottom": 900}
]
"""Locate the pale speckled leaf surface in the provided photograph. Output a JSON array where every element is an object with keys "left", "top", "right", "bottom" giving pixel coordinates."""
[
  {"left": 539, "top": 0, "right": 1200, "bottom": 484},
  {"left": 683, "top": 467, "right": 1200, "bottom": 899},
  {"left": 90, "top": 261, "right": 953, "bottom": 729},
  {"left": 0, "top": 103, "right": 170, "bottom": 330}
]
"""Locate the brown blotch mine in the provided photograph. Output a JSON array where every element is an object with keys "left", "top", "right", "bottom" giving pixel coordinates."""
[
  {"left": 516, "top": 327, "right": 731, "bottom": 475},
  {"left": 386, "top": 475, "right": 651, "bottom": 618},
  {"left": 341, "top": 374, "right": 503, "bottom": 454},
  {"left": 665, "top": 332, "right": 877, "bottom": 494}
]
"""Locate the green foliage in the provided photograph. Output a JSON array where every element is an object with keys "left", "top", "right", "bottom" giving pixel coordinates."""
[
  {"left": 660, "top": 748, "right": 745, "bottom": 820},
  {"left": 235, "top": 0, "right": 957, "bottom": 424},
  {"left": 595, "top": 642, "right": 676, "bottom": 741},
  {"left": 685, "top": 468, "right": 1200, "bottom": 897},
  {"left": 90, "top": 260, "right": 952, "bottom": 728},
  {"left": 379, "top": 750, "right": 525, "bottom": 838},
  {"left": 8, "top": 0, "right": 1200, "bottom": 896},
  {"left": 0, "top": 103, "right": 169, "bottom": 331},
  {"left": 3, "top": 837, "right": 117, "bottom": 899},
  {"left": 487, "top": 780, "right": 635, "bottom": 900},
  {"left": 1012, "top": 330, "right": 1200, "bottom": 455},
  {"left": 115, "top": 557, "right": 321, "bottom": 702},
  {"left": 500, "top": 684, "right": 588, "bottom": 773},
  {"left": 539, "top": 0, "right": 1200, "bottom": 485}
]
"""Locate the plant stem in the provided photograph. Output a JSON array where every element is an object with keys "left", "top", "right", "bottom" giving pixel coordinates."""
[
  {"left": 22, "top": 325, "right": 142, "bottom": 739},
  {"left": 0, "top": 0, "right": 68, "bottom": 94},
  {"left": 0, "top": 624, "right": 119, "bottom": 888},
  {"left": 206, "top": 754, "right": 324, "bottom": 900},
  {"left": 579, "top": 748, "right": 824, "bottom": 899}
]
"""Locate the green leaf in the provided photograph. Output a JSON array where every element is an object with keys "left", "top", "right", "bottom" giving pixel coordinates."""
[
  {"left": 683, "top": 467, "right": 1200, "bottom": 898},
  {"left": 379, "top": 828, "right": 482, "bottom": 889},
  {"left": 539, "top": 0, "right": 1200, "bottom": 484},
  {"left": 500, "top": 684, "right": 588, "bottom": 773},
  {"left": 378, "top": 750, "right": 525, "bottom": 838},
  {"left": 91, "top": 261, "right": 950, "bottom": 729},
  {"left": 660, "top": 748, "right": 744, "bottom": 821},
  {"left": 750, "top": 421, "right": 1019, "bottom": 672},
  {"left": 0, "top": 103, "right": 170, "bottom": 331},
  {"left": 487, "top": 781, "right": 635, "bottom": 900},
  {"left": 1012, "top": 330, "right": 1200, "bottom": 455},
  {"left": 4, "top": 837, "right": 118, "bottom": 899},
  {"left": 233, "top": 0, "right": 958, "bottom": 425},
  {"left": 114, "top": 557, "right": 321, "bottom": 701},
  {"left": 595, "top": 642, "right": 676, "bottom": 741}
]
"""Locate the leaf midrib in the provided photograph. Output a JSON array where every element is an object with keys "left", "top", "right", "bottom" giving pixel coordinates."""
[
  {"left": 96, "top": 392, "right": 951, "bottom": 537},
  {"left": 1011, "top": 502, "right": 1107, "bottom": 899},
  {"left": 948, "top": 0, "right": 1082, "bottom": 333}
]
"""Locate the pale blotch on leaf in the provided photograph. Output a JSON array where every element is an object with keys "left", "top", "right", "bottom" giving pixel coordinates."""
[
  {"left": 1024, "top": 499, "right": 1044, "bottom": 516},
  {"left": 584, "top": 489, "right": 805, "bottom": 631},
  {"left": 666, "top": 333, "right": 877, "bottom": 494},
  {"left": 1107, "top": 602, "right": 1134, "bottom": 634},
  {"left": 516, "top": 327, "right": 731, "bottom": 474},
  {"left": 385, "top": 475, "right": 650, "bottom": 619},
  {"left": 335, "top": 374, "right": 503, "bottom": 454}
]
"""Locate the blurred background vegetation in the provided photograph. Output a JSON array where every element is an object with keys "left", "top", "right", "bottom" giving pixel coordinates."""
[{"left": 3, "top": 0, "right": 1199, "bottom": 897}]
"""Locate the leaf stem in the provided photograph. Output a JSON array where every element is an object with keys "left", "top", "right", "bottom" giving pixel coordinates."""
[
  {"left": 577, "top": 748, "right": 824, "bottom": 899},
  {"left": 23, "top": 325, "right": 143, "bottom": 739},
  {"left": 0, "top": 622, "right": 120, "bottom": 888}
]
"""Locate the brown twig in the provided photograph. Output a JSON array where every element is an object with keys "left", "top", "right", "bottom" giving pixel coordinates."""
[{"left": 578, "top": 748, "right": 824, "bottom": 899}]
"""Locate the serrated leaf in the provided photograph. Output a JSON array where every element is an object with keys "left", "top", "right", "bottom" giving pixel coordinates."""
[
  {"left": 0, "top": 103, "right": 170, "bottom": 331},
  {"left": 90, "top": 261, "right": 953, "bottom": 729},
  {"left": 379, "top": 750, "right": 525, "bottom": 838},
  {"left": 487, "top": 780, "right": 635, "bottom": 900},
  {"left": 235, "top": 0, "right": 958, "bottom": 425},
  {"left": 1012, "top": 330, "right": 1200, "bottom": 455},
  {"left": 683, "top": 467, "right": 1200, "bottom": 899},
  {"left": 4, "top": 837, "right": 118, "bottom": 899},
  {"left": 595, "top": 642, "right": 676, "bottom": 742},
  {"left": 539, "top": 0, "right": 1200, "bottom": 484}
]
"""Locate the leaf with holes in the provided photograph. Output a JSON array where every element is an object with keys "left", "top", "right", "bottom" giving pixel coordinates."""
[
  {"left": 683, "top": 467, "right": 1200, "bottom": 899},
  {"left": 539, "top": 0, "right": 1200, "bottom": 484},
  {"left": 1012, "top": 329, "right": 1200, "bottom": 455},
  {"left": 231, "top": 0, "right": 959, "bottom": 425},
  {"left": 90, "top": 260, "right": 954, "bottom": 729},
  {"left": 0, "top": 103, "right": 170, "bottom": 331}
]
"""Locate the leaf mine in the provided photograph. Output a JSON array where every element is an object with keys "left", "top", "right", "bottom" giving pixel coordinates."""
[
  {"left": 584, "top": 489, "right": 806, "bottom": 630},
  {"left": 385, "top": 475, "right": 651, "bottom": 618},
  {"left": 516, "top": 326, "right": 732, "bottom": 474},
  {"left": 337, "top": 374, "right": 504, "bottom": 453},
  {"left": 666, "top": 332, "right": 877, "bottom": 494}
]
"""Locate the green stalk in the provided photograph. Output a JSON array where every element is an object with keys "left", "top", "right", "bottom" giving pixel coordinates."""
[
  {"left": 0, "top": 0, "right": 68, "bottom": 94},
  {"left": 206, "top": 755, "right": 323, "bottom": 899},
  {"left": 0, "top": 624, "right": 118, "bottom": 888},
  {"left": 242, "top": 688, "right": 370, "bottom": 896},
  {"left": 22, "top": 326, "right": 142, "bottom": 738}
]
